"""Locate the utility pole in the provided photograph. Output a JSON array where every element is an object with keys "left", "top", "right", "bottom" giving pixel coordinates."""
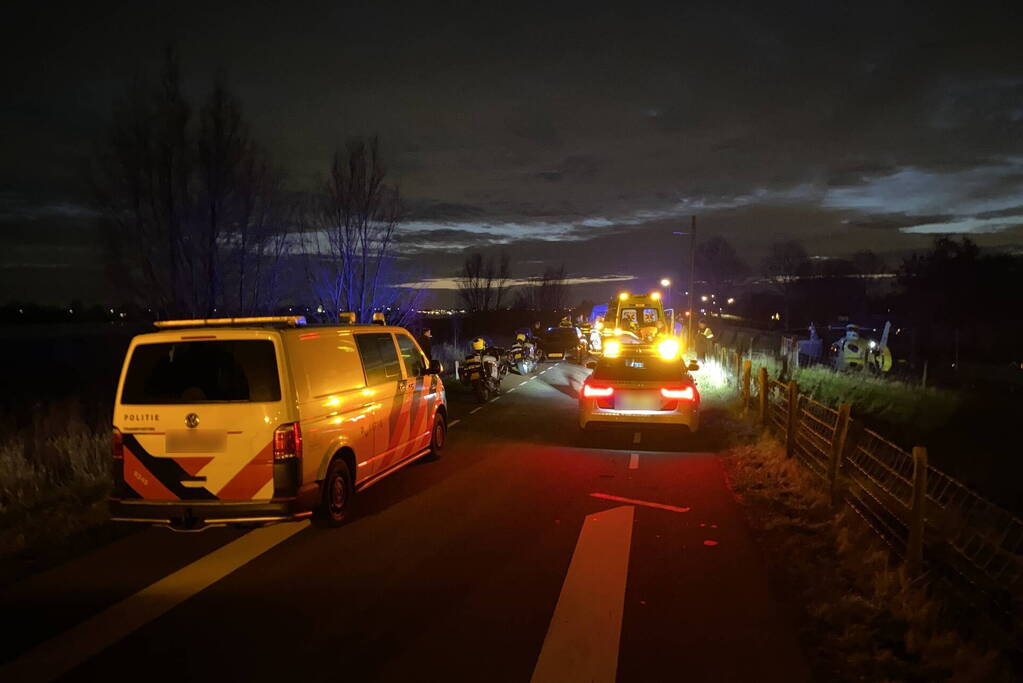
[{"left": 688, "top": 215, "right": 697, "bottom": 350}]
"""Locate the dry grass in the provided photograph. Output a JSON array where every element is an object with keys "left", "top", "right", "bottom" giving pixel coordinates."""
[
  {"left": 0, "top": 401, "right": 117, "bottom": 584},
  {"left": 723, "top": 433, "right": 1014, "bottom": 682}
]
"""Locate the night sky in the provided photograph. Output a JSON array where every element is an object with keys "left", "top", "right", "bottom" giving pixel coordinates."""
[{"left": 2, "top": 1, "right": 1022, "bottom": 305}]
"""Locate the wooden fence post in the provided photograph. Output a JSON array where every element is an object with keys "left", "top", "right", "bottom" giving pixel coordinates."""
[
  {"left": 785, "top": 381, "right": 799, "bottom": 458},
  {"left": 741, "top": 359, "right": 752, "bottom": 411},
  {"left": 757, "top": 367, "right": 768, "bottom": 426},
  {"left": 907, "top": 446, "right": 928, "bottom": 575},
  {"left": 828, "top": 404, "right": 851, "bottom": 506}
]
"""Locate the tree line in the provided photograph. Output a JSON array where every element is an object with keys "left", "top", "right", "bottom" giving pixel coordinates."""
[{"left": 93, "top": 48, "right": 416, "bottom": 324}]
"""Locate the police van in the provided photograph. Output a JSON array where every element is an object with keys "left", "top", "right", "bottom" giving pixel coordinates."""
[{"left": 109, "top": 316, "right": 446, "bottom": 530}]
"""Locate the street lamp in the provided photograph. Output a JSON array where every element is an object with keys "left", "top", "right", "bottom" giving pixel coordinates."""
[{"left": 659, "top": 278, "right": 672, "bottom": 319}]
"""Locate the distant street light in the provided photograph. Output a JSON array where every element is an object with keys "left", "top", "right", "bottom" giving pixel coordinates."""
[
  {"left": 727, "top": 297, "right": 735, "bottom": 304},
  {"left": 660, "top": 278, "right": 671, "bottom": 287}
]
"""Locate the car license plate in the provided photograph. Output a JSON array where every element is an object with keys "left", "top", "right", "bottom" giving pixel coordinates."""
[
  {"left": 469, "top": 372, "right": 481, "bottom": 380},
  {"left": 548, "top": 352, "right": 563, "bottom": 358},
  {"left": 617, "top": 391, "right": 661, "bottom": 411}
]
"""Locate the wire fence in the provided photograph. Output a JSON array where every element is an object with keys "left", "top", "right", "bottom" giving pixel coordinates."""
[{"left": 714, "top": 340, "right": 1023, "bottom": 636}]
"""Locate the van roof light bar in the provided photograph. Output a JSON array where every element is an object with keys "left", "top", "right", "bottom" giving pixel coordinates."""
[{"left": 154, "top": 316, "right": 307, "bottom": 329}]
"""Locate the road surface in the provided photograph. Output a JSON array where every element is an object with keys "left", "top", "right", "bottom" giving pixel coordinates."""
[{"left": 1, "top": 362, "right": 810, "bottom": 683}]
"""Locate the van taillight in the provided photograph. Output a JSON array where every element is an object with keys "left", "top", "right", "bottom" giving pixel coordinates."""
[
  {"left": 112, "top": 428, "right": 124, "bottom": 460},
  {"left": 273, "top": 423, "right": 302, "bottom": 462}
]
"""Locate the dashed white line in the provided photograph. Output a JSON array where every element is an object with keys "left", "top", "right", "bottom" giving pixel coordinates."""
[
  {"left": 470, "top": 407, "right": 482, "bottom": 414},
  {"left": 448, "top": 419, "right": 461, "bottom": 428},
  {"left": 628, "top": 453, "right": 639, "bottom": 470}
]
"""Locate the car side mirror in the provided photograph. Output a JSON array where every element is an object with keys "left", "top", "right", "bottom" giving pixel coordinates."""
[
  {"left": 427, "top": 359, "right": 443, "bottom": 375},
  {"left": 585, "top": 360, "right": 597, "bottom": 369},
  {"left": 687, "top": 361, "right": 700, "bottom": 372}
]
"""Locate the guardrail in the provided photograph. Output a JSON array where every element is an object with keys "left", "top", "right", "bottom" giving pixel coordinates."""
[{"left": 711, "top": 343, "right": 1023, "bottom": 634}]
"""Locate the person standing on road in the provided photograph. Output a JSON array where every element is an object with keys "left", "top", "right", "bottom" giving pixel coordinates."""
[{"left": 418, "top": 328, "right": 433, "bottom": 360}]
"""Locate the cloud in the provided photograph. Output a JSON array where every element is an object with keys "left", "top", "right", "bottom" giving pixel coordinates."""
[
  {"left": 0, "top": 193, "right": 98, "bottom": 222},
  {"left": 396, "top": 274, "right": 637, "bottom": 290}
]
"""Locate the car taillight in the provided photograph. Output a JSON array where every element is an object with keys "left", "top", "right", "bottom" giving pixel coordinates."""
[
  {"left": 112, "top": 427, "right": 124, "bottom": 461},
  {"left": 582, "top": 383, "right": 615, "bottom": 398},
  {"left": 273, "top": 422, "right": 302, "bottom": 462},
  {"left": 661, "top": 385, "right": 696, "bottom": 400}
]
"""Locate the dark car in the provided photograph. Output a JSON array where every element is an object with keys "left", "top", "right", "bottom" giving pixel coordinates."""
[{"left": 543, "top": 326, "right": 583, "bottom": 361}]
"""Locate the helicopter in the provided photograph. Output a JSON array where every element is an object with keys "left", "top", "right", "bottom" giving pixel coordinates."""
[{"left": 827, "top": 321, "right": 894, "bottom": 373}]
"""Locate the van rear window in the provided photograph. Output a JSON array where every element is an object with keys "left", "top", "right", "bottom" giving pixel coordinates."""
[{"left": 122, "top": 340, "right": 281, "bottom": 404}]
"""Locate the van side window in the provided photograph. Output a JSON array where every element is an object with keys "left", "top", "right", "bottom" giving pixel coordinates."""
[
  {"left": 396, "top": 334, "right": 427, "bottom": 377},
  {"left": 292, "top": 331, "right": 366, "bottom": 399},
  {"left": 356, "top": 333, "right": 402, "bottom": 385}
]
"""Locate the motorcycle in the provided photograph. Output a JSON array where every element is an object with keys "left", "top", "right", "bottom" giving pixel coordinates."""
[
  {"left": 462, "top": 348, "right": 503, "bottom": 402},
  {"left": 509, "top": 340, "right": 538, "bottom": 375}
]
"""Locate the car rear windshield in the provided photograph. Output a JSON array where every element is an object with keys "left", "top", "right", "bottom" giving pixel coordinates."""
[
  {"left": 122, "top": 340, "right": 281, "bottom": 403},
  {"left": 546, "top": 329, "right": 578, "bottom": 341},
  {"left": 592, "top": 356, "right": 689, "bottom": 383}
]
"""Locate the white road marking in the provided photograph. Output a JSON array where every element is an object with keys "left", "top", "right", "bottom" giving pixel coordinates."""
[
  {"left": 470, "top": 407, "right": 482, "bottom": 414},
  {"left": 491, "top": 397, "right": 501, "bottom": 402},
  {"left": 509, "top": 387, "right": 517, "bottom": 392},
  {"left": 632, "top": 431, "right": 642, "bottom": 445},
  {"left": 628, "top": 453, "right": 639, "bottom": 470},
  {"left": 590, "top": 492, "right": 691, "bottom": 513},
  {"left": 0, "top": 521, "right": 309, "bottom": 683},
  {"left": 531, "top": 505, "right": 634, "bottom": 683},
  {"left": 448, "top": 419, "right": 461, "bottom": 428}
]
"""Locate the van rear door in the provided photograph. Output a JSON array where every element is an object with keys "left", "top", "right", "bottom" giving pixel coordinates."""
[{"left": 116, "top": 334, "right": 286, "bottom": 502}]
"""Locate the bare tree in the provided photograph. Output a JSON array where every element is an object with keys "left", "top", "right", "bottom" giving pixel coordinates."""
[
  {"left": 307, "top": 136, "right": 415, "bottom": 323},
  {"left": 695, "top": 236, "right": 749, "bottom": 292},
  {"left": 514, "top": 265, "right": 569, "bottom": 312},
  {"left": 95, "top": 48, "right": 292, "bottom": 317},
  {"left": 455, "top": 251, "right": 512, "bottom": 312}
]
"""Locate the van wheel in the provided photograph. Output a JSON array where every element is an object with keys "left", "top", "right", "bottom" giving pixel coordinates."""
[
  {"left": 313, "top": 458, "right": 352, "bottom": 528},
  {"left": 425, "top": 413, "right": 446, "bottom": 460}
]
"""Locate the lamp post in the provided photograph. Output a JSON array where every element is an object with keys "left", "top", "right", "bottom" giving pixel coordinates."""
[{"left": 671, "top": 215, "right": 697, "bottom": 350}]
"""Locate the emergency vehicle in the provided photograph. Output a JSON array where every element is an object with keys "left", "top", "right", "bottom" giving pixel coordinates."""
[
  {"left": 579, "top": 332, "right": 700, "bottom": 433},
  {"left": 604, "top": 291, "right": 676, "bottom": 344},
  {"left": 109, "top": 316, "right": 446, "bottom": 530}
]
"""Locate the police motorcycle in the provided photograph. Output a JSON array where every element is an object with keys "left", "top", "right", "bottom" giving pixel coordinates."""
[
  {"left": 509, "top": 332, "right": 538, "bottom": 375},
  {"left": 462, "top": 336, "right": 503, "bottom": 402}
]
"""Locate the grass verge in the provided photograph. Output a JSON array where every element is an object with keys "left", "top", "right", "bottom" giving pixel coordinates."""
[
  {"left": 0, "top": 402, "right": 124, "bottom": 587},
  {"left": 721, "top": 432, "right": 1016, "bottom": 682}
]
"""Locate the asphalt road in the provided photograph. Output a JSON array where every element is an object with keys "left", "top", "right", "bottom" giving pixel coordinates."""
[{"left": 0, "top": 362, "right": 811, "bottom": 683}]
